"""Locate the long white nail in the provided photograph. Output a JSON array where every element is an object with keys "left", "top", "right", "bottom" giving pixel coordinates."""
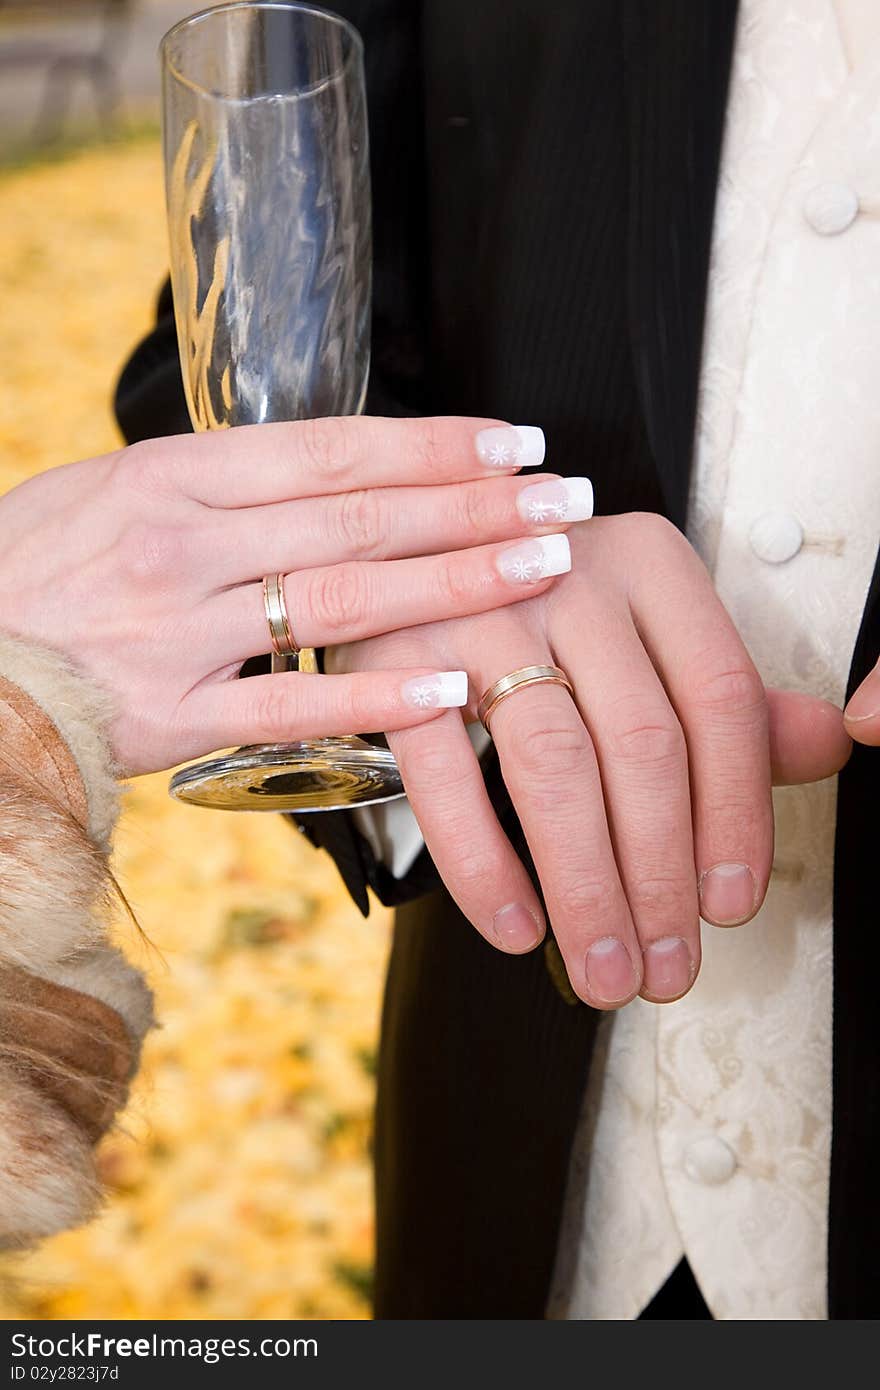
[
  {"left": 496, "top": 533, "right": 571, "bottom": 584},
  {"left": 516, "top": 476, "right": 594, "bottom": 524},
  {"left": 476, "top": 425, "right": 545, "bottom": 469},
  {"left": 402, "top": 671, "right": 469, "bottom": 709}
]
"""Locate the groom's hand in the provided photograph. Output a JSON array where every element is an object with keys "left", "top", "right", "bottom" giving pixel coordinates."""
[{"left": 331, "top": 514, "right": 852, "bottom": 1008}]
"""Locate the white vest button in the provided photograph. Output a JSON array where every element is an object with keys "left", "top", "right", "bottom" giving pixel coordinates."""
[
  {"left": 683, "top": 1136, "right": 738, "bottom": 1186},
  {"left": 803, "top": 182, "right": 859, "bottom": 235},
  {"left": 749, "top": 511, "right": 804, "bottom": 564}
]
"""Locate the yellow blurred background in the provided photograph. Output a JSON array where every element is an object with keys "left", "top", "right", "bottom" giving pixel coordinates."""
[{"left": 0, "top": 33, "right": 391, "bottom": 1318}]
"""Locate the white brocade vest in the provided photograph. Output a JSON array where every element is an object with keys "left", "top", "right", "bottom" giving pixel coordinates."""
[{"left": 548, "top": 0, "right": 880, "bottom": 1320}]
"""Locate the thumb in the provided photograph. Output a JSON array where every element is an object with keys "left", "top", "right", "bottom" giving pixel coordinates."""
[
  {"left": 768, "top": 688, "right": 852, "bottom": 785},
  {"left": 842, "top": 660, "right": 880, "bottom": 746}
]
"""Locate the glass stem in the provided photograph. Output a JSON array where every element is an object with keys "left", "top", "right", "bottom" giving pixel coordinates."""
[{"left": 271, "top": 648, "right": 319, "bottom": 676}]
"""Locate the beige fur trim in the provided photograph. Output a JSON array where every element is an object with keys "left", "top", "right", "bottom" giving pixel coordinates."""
[
  {"left": 0, "top": 633, "right": 118, "bottom": 849},
  {"left": 48, "top": 946, "right": 156, "bottom": 1067},
  {"left": 0, "top": 777, "right": 109, "bottom": 970},
  {"left": 0, "top": 633, "right": 154, "bottom": 1246},
  {"left": 0, "top": 1071, "right": 98, "bottom": 1248}
]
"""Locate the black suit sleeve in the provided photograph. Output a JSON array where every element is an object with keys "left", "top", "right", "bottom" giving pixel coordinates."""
[{"left": 115, "top": 279, "right": 190, "bottom": 443}]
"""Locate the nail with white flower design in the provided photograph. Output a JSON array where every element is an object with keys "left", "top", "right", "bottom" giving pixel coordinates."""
[
  {"left": 401, "top": 671, "right": 470, "bottom": 709},
  {"left": 476, "top": 425, "right": 546, "bottom": 470},
  {"left": 517, "top": 477, "right": 594, "bottom": 526},
  {"left": 496, "top": 534, "right": 572, "bottom": 585}
]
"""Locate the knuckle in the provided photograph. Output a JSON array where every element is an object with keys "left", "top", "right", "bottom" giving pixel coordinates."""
[
  {"left": 628, "top": 874, "right": 697, "bottom": 923},
  {"left": 458, "top": 484, "right": 495, "bottom": 543},
  {"left": 118, "top": 519, "right": 184, "bottom": 585},
  {"left": 615, "top": 513, "right": 692, "bottom": 588},
  {"left": 123, "top": 438, "right": 183, "bottom": 495},
  {"left": 112, "top": 439, "right": 143, "bottom": 484},
  {"left": 332, "top": 683, "right": 364, "bottom": 732},
  {"left": 399, "top": 733, "right": 460, "bottom": 784},
  {"left": 296, "top": 416, "right": 354, "bottom": 484},
  {"left": 365, "top": 634, "right": 430, "bottom": 669},
  {"left": 452, "top": 845, "right": 509, "bottom": 897},
  {"left": 112, "top": 437, "right": 146, "bottom": 478},
  {"left": 606, "top": 714, "right": 685, "bottom": 768},
  {"left": 433, "top": 554, "right": 474, "bottom": 608},
  {"left": 562, "top": 875, "right": 623, "bottom": 928},
  {"left": 334, "top": 488, "right": 383, "bottom": 558},
  {"left": 409, "top": 417, "right": 455, "bottom": 480},
  {"left": 706, "top": 788, "right": 771, "bottom": 832},
  {"left": 505, "top": 714, "right": 589, "bottom": 781},
  {"left": 692, "top": 665, "right": 766, "bottom": 720},
  {"left": 112, "top": 440, "right": 170, "bottom": 500},
  {"left": 626, "top": 511, "right": 682, "bottom": 547},
  {"left": 252, "top": 681, "right": 299, "bottom": 741},
  {"left": 306, "top": 563, "right": 371, "bottom": 637}
]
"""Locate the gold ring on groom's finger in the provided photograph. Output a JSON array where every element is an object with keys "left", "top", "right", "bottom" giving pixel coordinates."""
[
  {"left": 477, "top": 664, "right": 574, "bottom": 734},
  {"left": 262, "top": 573, "right": 299, "bottom": 657}
]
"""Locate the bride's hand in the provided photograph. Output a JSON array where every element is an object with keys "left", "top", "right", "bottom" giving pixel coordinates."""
[{"left": 0, "top": 415, "right": 587, "bottom": 775}]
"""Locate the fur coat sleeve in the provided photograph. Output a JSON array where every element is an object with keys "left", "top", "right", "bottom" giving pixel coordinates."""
[{"left": 0, "top": 633, "right": 153, "bottom": 1247}]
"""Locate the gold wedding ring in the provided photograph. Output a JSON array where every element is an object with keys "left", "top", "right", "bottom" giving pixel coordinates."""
[
  {"left": 477, "top": 664, "right": 574, "bottom": 733},
  {"left": 262, "top": 572, "right": 299, "bottom": 656}
]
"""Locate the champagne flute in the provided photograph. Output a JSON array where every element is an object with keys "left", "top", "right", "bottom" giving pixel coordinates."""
[{"left": 161, "top": 2, "right": 404, "bottom": 811}]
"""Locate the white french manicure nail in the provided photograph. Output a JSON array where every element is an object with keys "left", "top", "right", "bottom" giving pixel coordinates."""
[
  {"left": 476, "top": 424, "right": 546, "bottom": 469},
  {"left": 496, "top": 533, "right": 572, "bottom": 584},
  {"left": 516, "top": 476, "right": 594, "bottom": 524},
  {"left": 402, "top": 671, "right": 469, "bottom": 709}
]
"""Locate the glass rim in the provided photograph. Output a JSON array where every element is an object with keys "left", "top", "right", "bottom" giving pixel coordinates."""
[{"left": 160, "top": 2, "right": 363, "bottom": 102}]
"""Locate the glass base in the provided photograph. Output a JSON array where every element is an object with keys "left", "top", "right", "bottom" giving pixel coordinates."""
[{"left": 168, "top": 737, "right": 405, "bottom": 812}]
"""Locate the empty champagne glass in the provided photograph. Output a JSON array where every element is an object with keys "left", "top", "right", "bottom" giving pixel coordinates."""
[{"left": 161, "top": 2, "right": 404, "bottom": 811}]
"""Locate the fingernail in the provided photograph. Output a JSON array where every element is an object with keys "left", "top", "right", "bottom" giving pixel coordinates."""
[
  {"left": 585, "top": 937, "right": 639, "bottom": 1004},
  {"left": 401, "top": 671, "right": 469, "bottom": 709},
  {"left": 844, "top": 671, "right": 880, "bottom": 722},
  {"left": 496, "top": 533, "right": 571, "bottom": 584},
  {"left": 476, "top": 424, "right": 545, "bottom": 469},
  {"left": 517, "top": 476, "right": 594, "bottom": 525},
  {"left": 699, "top": 862, "right": 757, "bottom": 925},
  {"left": 642, "top": 937, "right": 694, "bottom": 1000},
  {"left": 493, "top": 902, "right": 544, "bottom": 952}
]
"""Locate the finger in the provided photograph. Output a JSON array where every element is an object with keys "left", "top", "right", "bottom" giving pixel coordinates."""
[
  {"left": 475, "top": 641, "right": 642, "bottom": 1008},
  {"left": 204, "top": 535, "right": 572, "bottom": 665},
  {"left": 387, "top": 713, "right": 547, "bottom": 954},
  {"left": 206, "top": 473, "right": 592, "bottom": 580},
  {"left": 768, "top": 689, "right": 852, "bottom": 782},
  {"left": 843, "top": 659, "right": 880, "bottom": 745},
  {"left": 628, "top": 522, "right": 773, "bottom": 928},
  {"left": 180, "top": 668, "right": 471, "bottom": 758},
  {"left": 156, "top": 416, "right": 546, "bottom": 507},
  {"left": 557, "top": 612, "right": 700, "bottom": 1004}
]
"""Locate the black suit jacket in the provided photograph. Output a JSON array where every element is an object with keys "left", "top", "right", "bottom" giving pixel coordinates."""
[{"left": 117, "top": 0, "right": 880, "bottom": 1318}]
